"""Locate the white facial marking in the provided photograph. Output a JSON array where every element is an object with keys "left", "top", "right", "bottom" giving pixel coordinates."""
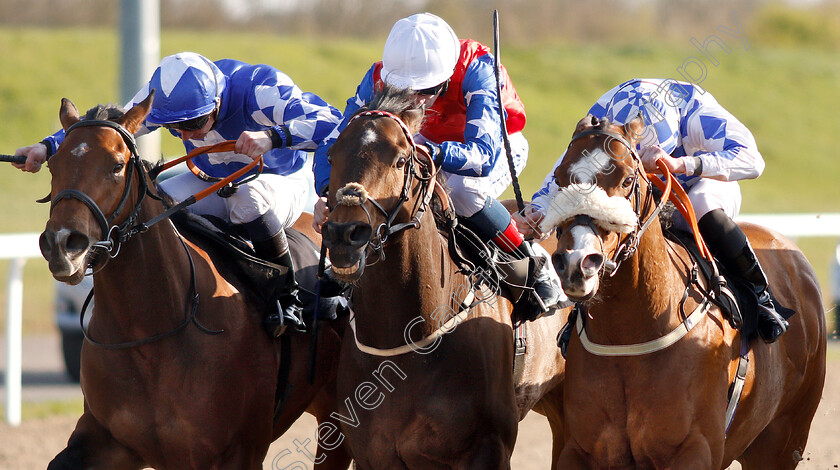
[
  {"left": 564, "top": 224, "right": 602, "bottom": 297},
  {"left": 361, "top": 128, "right": 378, "bottom": 147},
  {"left": 569, "top": 147, "right": 613, "bottom": 185},
  {"left": 71, "top": 142, "right": 89, "bottom": 158}
]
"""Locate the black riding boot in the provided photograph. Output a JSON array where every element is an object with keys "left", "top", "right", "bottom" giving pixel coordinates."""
[
  {"left": 251, "top": 227, "right": 304, "bottom": 338},
  {"left": 698, "top": 209, "right": 789, "bottom": 343},
  {"left": 462, "top": 197, "right": 563, "bottom": 321}
]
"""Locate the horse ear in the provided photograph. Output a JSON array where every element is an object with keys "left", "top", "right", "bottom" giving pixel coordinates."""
[
  {"left": 117, "top": 89, "right": 155, "bottom": 134},
  {"left": 624, "top": 115, "right": 646, "bottom": 144},
  {"left": 573, "top": 114, "right": 597, "bottom": 136},
  {"left": 59, "top": 98, "right": 80, "bottom": 131}
]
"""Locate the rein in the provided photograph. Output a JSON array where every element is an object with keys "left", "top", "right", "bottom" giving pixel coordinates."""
[
  {"left": 48, "top": 120, "right": 258, "bottom": 349},
  {"left": 340, "top": 110, "right": 437, "bottom": 260}
]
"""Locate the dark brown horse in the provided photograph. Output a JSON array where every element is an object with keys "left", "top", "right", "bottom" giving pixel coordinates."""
[
  {"left": 543, "top": 116, "right": 826, "bottom": 469},
  {"left": 321, "top": 86, "right": 569, "bottom": 469},
  {"left": 38, "top": 94, "right": 351, "bottom": 469}
]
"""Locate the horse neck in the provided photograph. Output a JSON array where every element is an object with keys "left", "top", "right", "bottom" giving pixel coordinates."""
[
  {"left": 354, "top": 210, "right": 466, "bottom": 346},
  {"left": 91, "top": 194, "right": 193, "bottom": 337},
  {"left": 589, "top": 221, "right": 689, "bottom": 342}
]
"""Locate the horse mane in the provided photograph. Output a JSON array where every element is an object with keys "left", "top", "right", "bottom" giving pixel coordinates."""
[{"left": 364, "top": 83, "right": 426, "bottom": 133}]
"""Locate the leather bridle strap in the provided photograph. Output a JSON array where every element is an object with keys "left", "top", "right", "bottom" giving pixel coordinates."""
[{"left": 345, "top": 110, "right": 437, "bottom": 247}]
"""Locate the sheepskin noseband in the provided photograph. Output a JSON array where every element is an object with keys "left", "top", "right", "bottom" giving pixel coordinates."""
[
  {"left": 539, "top": 185, "right": 638, "bottom": 234},
  {"left": 336, "top": 182, "right": 369, "bottom": 207}
]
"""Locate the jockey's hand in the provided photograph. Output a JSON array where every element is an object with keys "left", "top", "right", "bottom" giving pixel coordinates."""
[
  {"left": 639, "top": 146, "right": 686, "bottom": 174},
  {"left": 512, "top": 205, "right": 546, "bottom": 240},
  {"left": 313, "top": 196, "right": 329, "bottom": 234},
  {"left": 13, "top": 143, "right": 48, "bottom": 173},
  {"left": 235, "top": 130, "right": 273, "bottom": 160}
]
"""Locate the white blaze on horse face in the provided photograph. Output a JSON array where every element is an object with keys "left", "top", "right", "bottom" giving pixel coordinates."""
[
  {"left": 564, "top": 225, "right": 603, "bottom": 297},
  {"left": 568, "top": 148, "right": 614, "bottom": 188},
  {"left": 71, "top": 142, "right": 89, "bottom": 158},
  {"left": 360, "top": 128, "right": 378, "bottom": 147}
]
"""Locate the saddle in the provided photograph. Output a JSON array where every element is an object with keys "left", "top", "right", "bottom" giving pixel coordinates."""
[
  {"left": 663, "top": 228, "right": 794, "bottom": 342},
  {"left": 169, "top": 210, "right": 349, "bottom": 331}
]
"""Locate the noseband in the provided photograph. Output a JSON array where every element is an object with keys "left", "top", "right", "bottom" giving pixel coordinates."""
[
  {"left": 339, "top": 110, "right": 437, "bottom": 258},
  {"left": 562, "top": 125, "right": 666, "bottom": 276}
]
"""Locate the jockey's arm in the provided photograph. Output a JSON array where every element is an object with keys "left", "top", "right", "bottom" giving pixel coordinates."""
[
  {"left": 312, "top": 65, "right": 378, "bottom": 233},
  {"left": 679, "top": 101, "right": 765, "bottom": 181},
  {"left": 432, "top": 56, "right": 502, "bottom": 178}
]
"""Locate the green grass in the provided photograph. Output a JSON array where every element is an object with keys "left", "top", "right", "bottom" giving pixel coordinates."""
[
  {"left": 0, "top": 398, "right": 83, "bottom": 422},
  {"left": 0, "top": 27, "right": 838, "bottom": 334}
]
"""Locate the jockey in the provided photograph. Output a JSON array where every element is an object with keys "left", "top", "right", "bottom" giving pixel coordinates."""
[
  {"left": 518, "top": 78, "right": 789, "bottom": 343},
  {"left": 311, "top": 13, "right": 565, "bottom": 320},
  {"left": 15, "top": 52, "right": 343, "bottom": 337}
]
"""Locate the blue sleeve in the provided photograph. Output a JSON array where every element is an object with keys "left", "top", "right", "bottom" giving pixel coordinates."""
[
  {"left": 245, "top": 66, "right": 342, "bottom": 150},
  {"left": 437, "top": 55, "right": 503, "bottom": 177},
  {"left": 313, "top": 64, "right": 378, "bottom": 194}
]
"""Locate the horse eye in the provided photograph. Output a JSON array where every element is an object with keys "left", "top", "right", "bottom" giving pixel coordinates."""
[
  {"left": 395, "top": 155, "right": 407, "bottom": 168},
  {"left": 622, "top": 176, "right": 635, "bottom": 188},
  {"left": 112, "top": 163, "right": 125, "bottom": 174}
]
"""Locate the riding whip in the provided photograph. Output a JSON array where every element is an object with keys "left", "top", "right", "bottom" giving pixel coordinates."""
[
  {"left": 0, "top": 154, "right": 27, "bottom": 164},
  {"left": 493, "top": 10, "right": 525, "bottom": 213},
  {"left": 308, "top": 241, "right": 328, "bottom": 384}
]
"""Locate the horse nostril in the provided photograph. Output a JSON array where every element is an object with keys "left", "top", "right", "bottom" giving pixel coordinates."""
[
  {"left": 552, "top": 253, "right": 566, "bottom": 273},
  {"left": 347, "top": 224, "right": 372, "bottom": 247},
  {"left": 322, "top": 223, "right": 338, "bottom": 245},
  {"left": 39, "top": 232, "right": 53, "bottom": 259},
  {"left": 581, "top": 253, "right": 605, "bottom": 276},
  {"left": 64, "top": 231, "right": 91, "bottom": 255}
]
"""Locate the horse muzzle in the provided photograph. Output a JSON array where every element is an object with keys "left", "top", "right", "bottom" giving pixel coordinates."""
[
  {"left": 552, "top": 250, "right": 604, "bottom": 301},
  {"left": 39, "top": 227, "right": 92, "bottom": 285},
  {"left": 322, "top": 221, "right": 373, "bottom": 282}
]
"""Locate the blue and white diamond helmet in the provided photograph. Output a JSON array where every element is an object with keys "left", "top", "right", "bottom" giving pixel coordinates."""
[
  {"left": 146, "top": 52, "right": 225, "bottom": 124},
  {"left": 381, "top": 13, "right": 460, "bottom": 90}
]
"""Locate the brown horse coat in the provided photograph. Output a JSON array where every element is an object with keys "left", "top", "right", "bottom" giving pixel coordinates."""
[
  {"left": 39, "top": 95, "right": 351, "bottom": 469},
  {"left": 547, "top": 117, "right": 826, "bottom": 469},
  {"left": 321, "top": 86, "right": 569, "bottom": 470}
]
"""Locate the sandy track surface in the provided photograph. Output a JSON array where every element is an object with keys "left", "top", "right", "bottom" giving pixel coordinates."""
[{"left": 1, "top": 339, "right": 838, "bottom": 469}]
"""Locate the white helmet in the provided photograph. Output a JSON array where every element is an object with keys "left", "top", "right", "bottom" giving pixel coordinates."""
[{"left": 381, "top": 13, "right": 460, "bottom": 90}]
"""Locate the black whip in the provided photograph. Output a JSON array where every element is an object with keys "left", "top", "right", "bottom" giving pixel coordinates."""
[
  {"left": 0, "top": 154, "right": 28, "bottom": 164},
  {"left": 493, "top": 10, "right": 525, "bottom": 213}
]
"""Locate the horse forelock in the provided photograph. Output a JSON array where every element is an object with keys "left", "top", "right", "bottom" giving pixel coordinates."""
[
  {"left": 83, "top": 103, "right": 126, "bottom": 122},
  {"left": 366, "top": 84, "right": 425, "bottom": 134}
]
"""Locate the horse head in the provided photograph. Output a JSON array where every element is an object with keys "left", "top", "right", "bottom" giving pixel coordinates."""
[
  {"left": 541, "top": 114, "right": 649, "bottom": 301},
  {"left": 322, "top": 85, "right": 430, "bottom": 283},
  {"left": 39, "top": 91, "right": 155, "bottom": 285}
]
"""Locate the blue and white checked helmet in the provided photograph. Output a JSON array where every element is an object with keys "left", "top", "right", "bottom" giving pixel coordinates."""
[
  {"left": 604, "top": 80, "right": 683, "bottom": 153},
  {"left": 146, "top": 52, "right": 225, "bottom": 124}
]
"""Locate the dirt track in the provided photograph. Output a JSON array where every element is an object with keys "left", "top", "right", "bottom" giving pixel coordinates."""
[{"left": 2, "top": 344, "right": 838, "bottom": 469}]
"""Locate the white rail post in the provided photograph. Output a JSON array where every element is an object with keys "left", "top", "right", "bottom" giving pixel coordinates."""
[
  {"left": 1, "top": 232, "right": 43, "bottom": 426},
  {"left": 4, "top": 257, "right": 25, "bottom": 426}
]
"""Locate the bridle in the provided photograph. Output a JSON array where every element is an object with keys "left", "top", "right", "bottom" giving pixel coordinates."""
[
  {"left": 339, "top": 110, "right": 438, "bottom": 260},
  {"left": 47, "top": 119, "right": 159, "bottom": 264},
  {"left": 559, "top": 124, "right": 669, "bottom": 276},
  {"left": 46, "top": 118, "right": 225, "bottom": 349}
]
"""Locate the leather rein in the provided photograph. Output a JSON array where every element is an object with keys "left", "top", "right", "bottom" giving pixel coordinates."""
[{"left": 48, "top": 120, "right": 257, "bottom": 349}]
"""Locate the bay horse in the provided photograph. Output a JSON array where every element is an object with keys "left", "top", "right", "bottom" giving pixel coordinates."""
[
  {"left": 543, "top": 115, "right": 826, "bottom": 469},
  {"left": 38, "top": 93, "right": 352, "bottom": 469},
  {"left": 321, "top": 85, "right": 569, "bottom": 469}
]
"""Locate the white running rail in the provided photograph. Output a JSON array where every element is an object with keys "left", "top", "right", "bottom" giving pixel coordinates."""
[{"left": 2, "top": 213, "right": 840, "bottom": 425}]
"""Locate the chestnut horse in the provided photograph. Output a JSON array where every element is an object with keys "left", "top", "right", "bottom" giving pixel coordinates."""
[
  {"left": 543, "top": 116, "right": 826, "bottom": 469},
  {"left": 38, "top": 94, "right": 351, "bottom": 469},
  {"left": 321, "top": 85, "right": 569, "bottom": 469}
]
